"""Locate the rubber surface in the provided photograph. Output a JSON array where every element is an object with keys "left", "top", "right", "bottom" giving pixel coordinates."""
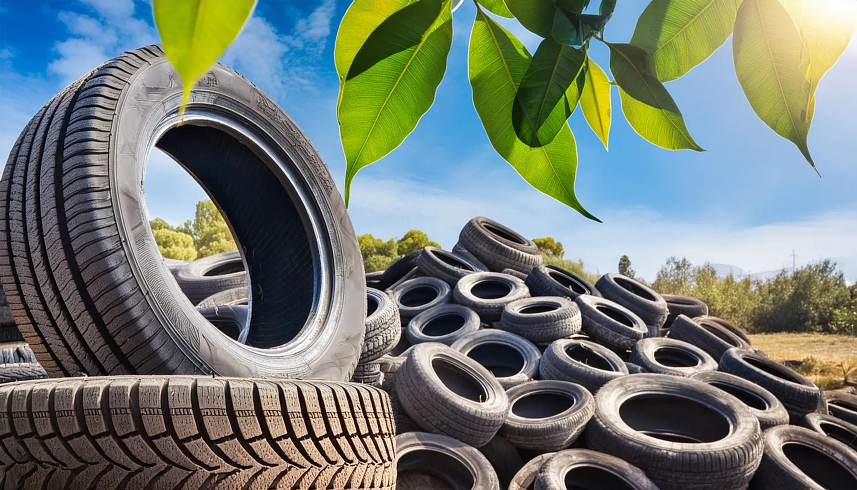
[
  {"left": 595, "top": 274, "right": 668, "bottom": 335},
  {"left": 630, "top": 337, "right": 718, "bottom": 377},
  {"left": 416, "top": 246, "right": 486, "bottom": 285},
  {"left": 451, "top": 329, "right": 541, "bottom": 389},
  {"left": 824, "top": 391, "right": 857, "bottom": 426},
  {"left": 498, "top": 296, "right": 581, "bottom": 345},
  {"left": 405, "top": 304, "right": 480, "bottom": 347},
  {"left": 692, "top": 370, "right": 789, "bottom": 430},
  {"left": 174, "top": 251, "right": 248, "bottom": 306},
  {"left": 539, "top": 339, "right": 628, "bottom": 394},
  {"left": 801, "top": 412, "right": 857, "bottom": 451},
  {"left": 361, "top": 288, "right": 401, "bottom": 363},
  {"left": 668, "top": 315, "right": 749, "bottom": 361},
  {"left": 574, "top": 296, "right": 646, "bottom": 351},
  {"left": 396, "top": 432, "right": 499, "bottom": 490},
  {"left": 500, "top": 380, "right": 594, "bottom": 451},
  {"left": 453, "top": 272, "right": 529, "bottom": 323},
  {"left": 458, "top": 217, "right": 541, "bottom": 273},
  {"left": 534, "top": 449, "right": 658, "bottom": 490},
  {"left": 661, "top": 294, "right": 708, "bottom": 331},
  {"left": 0, "top": 376, "right": 396, "bottom": 489},
  {"left": 526, "top": 265, "right": 601, "bottom": 300}
]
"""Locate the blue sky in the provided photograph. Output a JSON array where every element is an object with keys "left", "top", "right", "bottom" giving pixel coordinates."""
[{"left": 2, "top": 0, "right": 856, "bottom": 281}]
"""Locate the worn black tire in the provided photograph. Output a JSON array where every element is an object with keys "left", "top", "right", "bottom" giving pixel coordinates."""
[
  {"left": 452, "top": 242, "right": 490, "bottom": 270},
  {"left": 365, "top": 270, "right": 385, "bottom": 289},
  {"left": 498, "top": 296, "right": 581, "bottom": 345},
  {"left": 587, "top": 374, "right": 763, "bottom": 490},
  {"left": 662, "top": 294, "right": 708, "bottom": 331},
  {"left": 625, "top": 362, "right": 643, "bottom": 374},
  {"left": 361, "top": 288, "right": 401, "bottom": 363},
  {"left": 508, "top": 453, "right": 555, "bottom": 490},
  {"left": 630, "top": 337, "right": 717, "bottom": 377},
  {"left": 0, "top": 289, "right": 22, "bottom": 343},
  {"left": 526, "top": 265, "right": 601, "bottom": 300},
  {"left": 749, "top": 425, "right": 857, "bottom": 490},
  {"left": 352, "top": 361, "right": 383, "bottom": 385},
  {"left": 478, "top": 435, "right": 524, "bottom": 488},
  {"left": 396, "top": 343, "right": 510, "bottom": 447},
  {"left": 453, "top": 272, "right": 530, "bottom": 323},
  {"left": 501, "top": 380, "right": 594, "bottom": 451},
  {"left": 195, "top": 305, "right": 249, "bottom": 343},
  {"left": 174, "top": 251, "right": 248, "bottom": 306},
  {"left": 720, "top": 348, "right": 823, "bottom": 422},
  {"left": 196, "top": 287, "right": 248, "bottom": 308},
  {"left": 389, "top": 276, "right": 451, "bottom": 324},
  {"left": 458, "top": 217, "right": 541, "bottom": 273},
  {"left": 502, "top": 268, "right": 529, "bottom": 281},
  {"left": 452, "top": 329, "right": 541, "bottom": 389},
  {"left": 824, "top": 391, "right": 857, "bottom": 426},
  {"left": 668, "top": 314, "right": 749, "bottom": 361},
  {"left": 417, "top": 246, "right": 487, "bottom": 285},
  {"left": 801, "top": 412, "right": 857, "bottom": 451},
  {"left": 574, "top": 296, "right": 646, "bottom": 351},
  {"left": 534, "top": 449, "right": 659, "bottom": 490},
  {"left": 695, "top": 315, "right": 752, "bottom": 346},
  {"left": 396, "top": 432, "right": 500, "bottom": 490},
  {"left": 0, "top": 376, "right": 396, "bottom": 489},
  {"left": 0, "top": 46, "right": 365, "bottom": 379},
  {"left": 0, "top": 342, "right": 48, "bottom": 383},
  {"left": 595, "top": 273, "right": 668, "bottom": 335},
  {"left": 380, "top": 250, "right": 422, "bottom": 290},
  {"left": 539, "top": 339, "right": 628, "bottom": 394},
  {"left": 405, "top": 303, "right": 480, "bottom": 346},
  {"left": 693, "top": 371, "right": 789, "bottom": 430}
]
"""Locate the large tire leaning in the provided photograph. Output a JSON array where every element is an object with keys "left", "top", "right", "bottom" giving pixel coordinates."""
[
  {"left": 692, "top": 371, "right": 789, "bottom": 429},
  {"left": 396, "top": 343, "right": 510, "bottom": 447},
  {"left": 361, "top": 288, "right": 401, "bottom": 363},
  {"left": 824, "top": 391, "right": 857, "bottom": 426},
  {"left": 586, "top": 374, "right": 763, "bottom": 490},
  {"left": 695, "top": 315, "right": 752, "bottom": 346},
  {"left": 595, "top": 273, "right": 668, "bottom": 335},
  {"left": 0, "top": 376, "right": 397, "bottom": 489},
  {"left": 719, "top": 348, "right": 823, "bottom": 422},
  {"left": 574, "top": 296, "right": 647, "bottom": 351},
  {"left": 396, "top": 432, "right": 500, "bottom": 490},
  {"left": 458, "top": 217, "right": 542, "bottom": 273},
  {"left": 801, "top": 412, "right": 857, "bottom": 451},
  {"left": 0, "top": 46, "right": 364, "bottom": 379},
  {"left": 668, "top": 314, "right": 749, "bottom": 361},
  {"left": 451, "top": 329, "right": 541, "bottom": 389},
  {"left": 534, "top": 449, "right": 659, "bottom": 490},
  {"left": 500, "top": 380, "right": 594, "bottom": 451},
  {"left": 539, "top": 339, "right": 628, "bottom": 394},
  {"left": 661, "top": 294, "right": 708, "bottom": 331},
  {"left": 525, "top": 265, "right": 601, "bottom": 300},
  {"left": 630, "top": 337, "right": 718, "bottom": 377},
  {"left": 750, "top": 425, "right": 857, "bottom": 490},
  {"left": 416, "top": 246, "right": 486, "bottom": 285},
  {"left": 174, "top": 251, "right": 248, "bottom": 305}
]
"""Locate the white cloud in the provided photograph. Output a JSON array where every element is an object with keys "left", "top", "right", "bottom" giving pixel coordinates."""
[{"left": 347, "top": 176, "right": 857, "bottom": 282}]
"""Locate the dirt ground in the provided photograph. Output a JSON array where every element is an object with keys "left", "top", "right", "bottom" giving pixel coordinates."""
[{"left": 749, "top": 333, "right": 857, "bottom": 392}]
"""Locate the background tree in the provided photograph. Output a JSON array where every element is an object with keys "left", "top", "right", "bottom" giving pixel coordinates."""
[
  {"left": 533, "top": 237, "right": 564, "bottom": 258},
  {"left": 653, "top": 256, "right": 694, "bottom": 296},
  {"left": 358, "top": 234, "right": 399, "bottom": 272},
  {"left": 191, "top": 200, "right": 238, "bottom": 258},
  {"left": 618, "top": 255, "right": 635, "bottom": 278},
  {"left": 152, "top": 228, "right": 197, "bottom": 261},
  {"left": 397, "top": 230, "right": 440, "bottom": 256}
]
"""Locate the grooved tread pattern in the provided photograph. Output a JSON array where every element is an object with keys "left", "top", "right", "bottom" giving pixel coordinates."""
[{"left": 0, "top": 376, "right": 396, "bottom": 489}]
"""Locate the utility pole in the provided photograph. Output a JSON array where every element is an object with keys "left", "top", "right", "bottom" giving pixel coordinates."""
[{"left": 790, "top": 249, "right": 797, "bottom": 273}]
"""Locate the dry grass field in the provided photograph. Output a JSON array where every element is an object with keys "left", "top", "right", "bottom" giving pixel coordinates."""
[{"left": 749, "top": 333, "right": 857, "bottom": 392}]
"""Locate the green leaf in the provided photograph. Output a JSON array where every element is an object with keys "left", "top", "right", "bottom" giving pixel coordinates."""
[
  {"left": 608, "top": 43, "right": 703, "bottom": 151},
  {"left": 338, "top": 0, "right": 453, "bottom": 205},
  {"left": 153, "top": 0, "right": 256, "bottom": 112},
  {"left": 469, "top": 7, "right": 598, "bottom": 221},
  {"left": 630, "top": 0, "right": 743, "bottom": 82},
  {"left": 334, "top": 0, "right": 414, "bottom": 81},
  {"left": 779, "top": 0, "right": 857, "bottom": 124},
  {"left": 733, "top": 0, "right": 814, "bottom": 168},
  {"left": 506, "top": 0, "right": 608, "bottom": 45},
  {"left": 513, "top": 40, "right": 586, "bottom": 147},
  {"left": 579, "top": 56, "right": 612, "bottom": 149},
  {"left": 477, "top": 0, "right": 514, "bottom": 17},
  {"left": 505, "top": 0, "right": 561, "bottom": 38}
]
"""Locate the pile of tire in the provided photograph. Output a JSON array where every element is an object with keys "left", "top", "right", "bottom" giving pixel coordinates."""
[
  {"left": 0, "top": 46, "right": 397, "bottom": 489},
  {"left": 358, "top": 216, "right": 857, "bottom": 490}
]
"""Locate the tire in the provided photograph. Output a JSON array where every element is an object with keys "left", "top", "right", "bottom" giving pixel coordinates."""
[
  {"left": 500, "top": 380, "right": 594, "bottom": 451},
  {"left": 362, "top": 288, "right": 401, "bottom": 363},
  {"left": 453, "top": 272, "right": 530, "bottom": 323},
  {"left": 801, "top": 412, "right": 857, "bottom": 451},
  {"left": 525, "top": 265, "right": 601, "bottom": 300},
  {"left": 539, "top": 339, "right": 628, "bottom": 394},
  {"left": 352, "top": 362, "right": 383, "bottom": 385},
  {"left": 750, "top": 425, "right": 857, "bottom": 490},
  {"left": 387, "top": 267, "right": 423, "bottom": 291},
  {"left": 662, "top": 294, "right": 708, "bottom": 331},
  {"left": 479, "top": 435, "right": 524, "bottom": 488},
  {"left": 417, "top": 246, "right": 486, "bottom": 285},
  {"left": 720, "top": 348, "right": 823, "bottom": 422},
  {"left": 824, "top": 391, "right": 857, "bottom": 426},
  {"left": 587, "top": 374, "right": 763, "bottom": 490},
  {"left": 458, "top": 217, "right": 542, "bottom": 273},
  {"left": 574, "top": 296, "right": 647, "bottom": 351},
  {"left": 497, "top": 296, "right": 581, "bottom": 345},
  {"left": 451, "top": 329, "right": 541, "bottom": 389},
  {"left": 396, "top": 432, "right": 500, "bottom": 490},
  {"left": 508, "top": 453, "right": 555, "bottom": 490},
  {"left": 380, "top": 250, "right": 422, "bottom": 290},
  {"left": 502, "top": 268, "right": 529, "bottom": 281},
  {"left": 396, "top": 343, "right": 510, "bottom": 447},
  {"left": 595, "top": 274, "right": 668, "bottom": 335},
  {"left": 668, "top": 314, "right": 749, "bottom": 361},
  {"left": 366, "top": 270, "right": 385, "bottom": 289},
  {"left": 452, "top": 242, "right": 490, "bottom": 271},
  {"left": 174, "top": 251, "right": 248, "bottom": 306},
  {"left": 405, "top": 304, "right": 480, "bottom": 346},
  {"left": 389, "top": 277, "right": 451, "bottom": 323},
  {"left": 0, "top": 46, "right": 364, "bottom": 379},
  {"left": 625, "top": 362, "right": 643, "bottom": 374},
  {"left": 0, "top": 376, "right": 397, "bottom": 489},
  {"left": 0, "top": 289, "right": 22, "bottom": 343},
  {"left": 534, "top": 449, "right": 659, "bottom": 490},
  {"left": 630, "top": 337, "right": 717, "bottom": 377},
  {"left": 694, "top": 315, "right": 752, "bottom": 346},
  {"left": 195, "top": 305, "right": 250, "bottom": 344},
  {"left": 0, "top": 342, "right": 48, "bottom": 384},
  {"left": 692, "top": 371, "right": 789, "bottom": 429},
  {"left": 196, "top": 287, "right": 248, "bottom": 308}
]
